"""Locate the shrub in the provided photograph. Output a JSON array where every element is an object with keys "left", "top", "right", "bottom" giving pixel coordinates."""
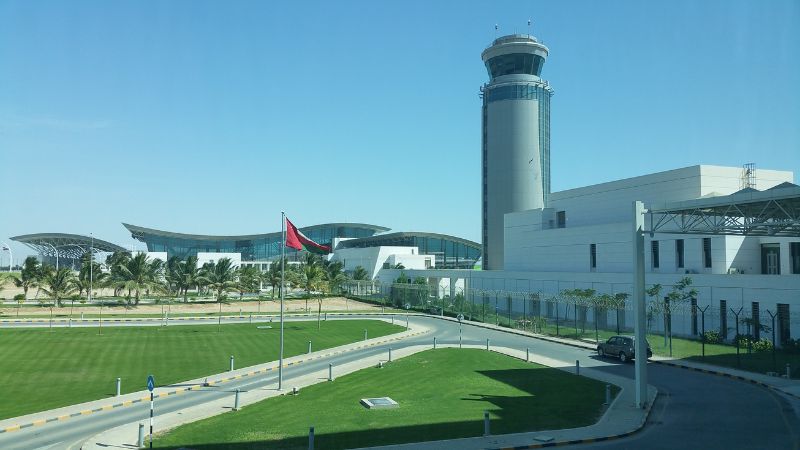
[
  {"left": 702, "top": 330, "right": 722, "bottom": 344},
  {"left": 753, "top": 338, "right": 773, "bottom": 352},
  {"left": 13, "top": 293, "right": 25, "bottom": 301}
]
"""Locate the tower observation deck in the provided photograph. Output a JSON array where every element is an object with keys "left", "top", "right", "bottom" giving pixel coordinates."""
[{"left": 481, "top": 34, "right": 553, "bottom": 270}]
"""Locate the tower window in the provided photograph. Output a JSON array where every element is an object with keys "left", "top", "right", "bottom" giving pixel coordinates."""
[{"left": 590, "top": 244, "right": 597, "bottom": 270}]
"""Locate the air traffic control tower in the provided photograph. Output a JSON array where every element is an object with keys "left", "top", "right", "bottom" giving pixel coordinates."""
[{"left": 481, "top": 34, "right": 553, "bottom": 270}]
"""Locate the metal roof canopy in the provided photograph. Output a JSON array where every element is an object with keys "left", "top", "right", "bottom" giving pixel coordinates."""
[
  {"left": 10, "top": 233, "right": 126, "bottom": 259},
  {"left": 648, "top": 184, "right": 800, "bottom": 237}
]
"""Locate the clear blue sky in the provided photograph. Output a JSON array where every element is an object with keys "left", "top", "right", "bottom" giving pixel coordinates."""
[{"left": 1, "top": 0, "right": 798, "bottom": 262}]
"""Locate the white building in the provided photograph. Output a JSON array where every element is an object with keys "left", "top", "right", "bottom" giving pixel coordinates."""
[{"left": 380, "top": 165, "right": 800, "bottom": 344}]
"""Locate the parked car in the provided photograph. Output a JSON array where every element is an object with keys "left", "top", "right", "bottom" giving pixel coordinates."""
[{"left": 597, "top": 335, "right": 653, "bottom": 362}]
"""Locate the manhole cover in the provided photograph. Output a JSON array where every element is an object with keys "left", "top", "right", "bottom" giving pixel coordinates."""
[{"left": 360, "top": 397, "right": 399, "bottom": 409}]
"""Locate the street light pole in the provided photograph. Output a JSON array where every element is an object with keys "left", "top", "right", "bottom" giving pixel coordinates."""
[
  {"left": 632, "top": 201, "right": 648, "bottom": 409},
  {"left": 0, "top": 242, "right": 12, "bottom": 272},
  {"left": 89, "top": 234, "right": 94, "bottom": 306}
]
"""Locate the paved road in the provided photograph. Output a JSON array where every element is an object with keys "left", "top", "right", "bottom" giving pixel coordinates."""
[{"left": 1, "top": 315, "right": 798, "bottom": 450}]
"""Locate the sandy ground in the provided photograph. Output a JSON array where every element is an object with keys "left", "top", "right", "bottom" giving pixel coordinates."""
[{"left": 0, "top": 296, "right": 385, "bottom": 317}]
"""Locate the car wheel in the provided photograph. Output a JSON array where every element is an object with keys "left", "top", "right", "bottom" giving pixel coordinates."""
[
  {"left": 619, "top": 352, "right": 628, "bottom": 363},
  {"left": 598, "top": 347, "right": 605, "bottom": 357}
]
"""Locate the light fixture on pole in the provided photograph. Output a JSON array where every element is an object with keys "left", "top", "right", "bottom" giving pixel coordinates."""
[{"left": 0, "top": 242, "right": 12, "bottom": 272}]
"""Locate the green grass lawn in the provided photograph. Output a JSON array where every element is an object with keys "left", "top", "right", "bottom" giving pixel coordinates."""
[
  {"left": 154, "top": 348, "right": 616, "bottom": 450},
  {"left": 0, "top": 310, "right": 402, "bottom": 319},
  {"left": 0, "top": 320, "right": 404, "bottom": 419}
]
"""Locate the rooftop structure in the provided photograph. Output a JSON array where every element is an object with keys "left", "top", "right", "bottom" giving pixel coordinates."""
[
  {"left": 124, "top": 222, "right": 390, "bottom": 261},
  {"left": 10, "top": 233, "right": 126, "bottom": 268},
  {"left": 337, "top": 232, "right": 481, "bottom": 269}
]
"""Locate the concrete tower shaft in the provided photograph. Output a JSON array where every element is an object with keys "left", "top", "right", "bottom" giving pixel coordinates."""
[{"left": 481, "top": 34, "right": 553, "bottom": 270}]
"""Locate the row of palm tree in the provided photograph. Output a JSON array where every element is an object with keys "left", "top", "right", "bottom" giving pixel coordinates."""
[{"left": 9, "top": 251, "right": 373, "bottom": 307}]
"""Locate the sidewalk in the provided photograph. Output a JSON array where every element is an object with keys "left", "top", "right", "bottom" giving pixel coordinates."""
[
  {"left": 85, "top": 342, "right": 657, "bottom": 450},
  {"left": 0, "top": 319, "right": 429, "bottom": 435}
]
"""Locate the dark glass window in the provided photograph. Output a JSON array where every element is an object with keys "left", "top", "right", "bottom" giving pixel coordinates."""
[
  {"left": 557, "top": 211, "right": 566, "bottom": 228},
  {"left": 791, "top": 242, "right": 800, "bottom": 274},
  {"left": 676, "top": 239, "right": 684, "bottom": 269},
  {"left": 590, "top": 244, "right": 597, "bottom": 270},
  {"left": 486, "top": 53, "right": 544, "bottom": 78},
  {"left": 651, "top": 240, "right": 660, "bottom": 269},
  {"left": 702, "top": 238, "right": 712, "bottom": 268},
  {"left": 761, "top": 244, "right": 781, "bottom": 275}
]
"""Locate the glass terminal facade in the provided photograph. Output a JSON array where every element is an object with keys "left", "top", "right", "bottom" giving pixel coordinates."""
[
  {"left": 124, "top": 223, "right": 388, "bottom": 261},
  {"left": 338, "top": 232, "right": 481, "bottom": 269}
]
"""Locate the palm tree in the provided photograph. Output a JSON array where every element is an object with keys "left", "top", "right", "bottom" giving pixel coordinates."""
[
  {"left": 237, "top": 266, "right": 261, "bottom": 300},
  {"left": 263, "top": 260, "right": 283, "bottom": 299},
  {"left": 40, "top": 267, "right": 76, "bottom": 307},
  {"left": 106, "top": 251, "right": 132, "bottom": 297},
  {"left": 351, "top": 266, "right": 369, "bottom": 295},
  {"left": 299, "top": 254, "right": 324, "bottom": 296},
  {"left": 175, "top": 256, "right": 200, "bottom": 302},
  {"left": 322, "top": 260, "right": 347, "bottom": 295},
  {"left": 13, "top": 256, "right": 40, "bottom": 303},
  {"left": 112, "top": 252, "right": 163, "bottom": 305},
  {"left": 198, "top": 258, "right": 238, "bottom": 302}
]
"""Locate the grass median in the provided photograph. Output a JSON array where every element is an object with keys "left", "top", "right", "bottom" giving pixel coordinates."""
[
  {"left": 0, "top": 319, "right": 404, "bottom": 420},
  {"left": 155, "top": 348, "right": 616, "bottom": 450}
]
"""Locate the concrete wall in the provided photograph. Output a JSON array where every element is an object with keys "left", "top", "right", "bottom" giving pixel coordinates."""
[{"left": 196, "top": 252, "right": 241, "bottom": 269}]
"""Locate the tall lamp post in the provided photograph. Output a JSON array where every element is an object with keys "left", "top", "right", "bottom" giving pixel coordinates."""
[
  {"left": 89, "top": 234, "right": 94, "bottom": 306},
  {"left": 0, "top": 242, "right": 12, "bottom": 272}
]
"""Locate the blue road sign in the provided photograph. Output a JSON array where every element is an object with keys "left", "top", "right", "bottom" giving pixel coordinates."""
[{"left": 147, "top": 374, "right": 155, "bottom": 392}]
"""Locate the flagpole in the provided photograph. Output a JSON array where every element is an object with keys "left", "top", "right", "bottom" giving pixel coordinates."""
[{"left": 279, "top": 211, "right": 285, "bottom": 391}]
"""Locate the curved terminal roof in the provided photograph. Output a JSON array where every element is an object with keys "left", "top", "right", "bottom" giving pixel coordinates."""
[
  {"left": 123, "top": 223, "right": 389, "bottom": 241},
  {"left": 338, "top": 231, "right": 481, "bottom": 269},
  {"left": 338, "top": 231, "right": 480, "bottom": 250},
  {"left": 123, "top": 222, "right": 392, "bottom": 261},
  {"left": 11, "top": 233, "right": 126, "bottom": 258}
]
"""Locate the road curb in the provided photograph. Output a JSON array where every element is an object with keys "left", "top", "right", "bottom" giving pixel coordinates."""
[
  {"left": 651, "top": 359, "right": 800, "bottom": 400},
  {"left": 488, "top": 392, "right": 657, "bottom": 450},
  {"left": 0, "top": 325, "right": 428, "bottom": 434}
]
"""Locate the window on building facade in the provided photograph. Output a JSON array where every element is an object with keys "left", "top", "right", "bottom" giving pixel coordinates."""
[
  {"left": 651, "top": 240, "right": 660, "bottom": 269},
  {"left": 791, "top": 242, "right": 800, "bottom": 274},
  {"left": 424, "top": 258, "right": 432, "bottom": 269},
  {"left": 702, "top": 238, "right": 712, "bottom": 268},
  {"left": 676, "top": 239, "right": 685, "bottom": 269},
  {"left": 557, "top": 211, "right": 566, "bottom": 228},
  {"left": 761, "top": 244, "right": 781, "bottom": 275},
  {"left": 590, "top": 243, "right": 597, "bottom": 270}
]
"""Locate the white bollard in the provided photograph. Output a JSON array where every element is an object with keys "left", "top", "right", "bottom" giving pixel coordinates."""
[
  {"left": 138, "top": 423, "right": 144, "bottom": 447},
  {"left": 486, "top": 338, "right": 490, "bottom": 351},
  {"left": 328, "top": 363, "right": 333, "bottom": 381},
  {"left": 81, "top": 312, "right": 84, "bottom": 321},
  {"left": 116, "top": 377, "right": 121, "bottom": 397},
  {"left": 308, "top": 340, "right": 312, "bottom": 354},
  {"left": 406, "top": 315, "right": 409, "bottom": 330},
  {"left": 526, "top": 348, "right": 530, "bottom": 362},
  {"left": 388, "top": 347, "right": 392, "bottom": 362},
  {"left": 230, "top": 355, "right": 234, "bottom": 372},
  {"left": 233, "top": 388, "right": 240, "bottom": 411},
  {"left": 605, "top": 384, "right": 611, "bottom": 405},
  {"left": 787, "top": 364, "right": 792, "bottom": 379},
  {"left": 576, "top": 360, "right": 580, "bottom": 376},
  {"left": 364, "top": 329, "right": 368, "bottom": 341},
  {"left": 483, "top": 410, "right": 490, "bottom": 436},
  {"left": 433, "top": 336, "right": 437, "bottom": 349}
]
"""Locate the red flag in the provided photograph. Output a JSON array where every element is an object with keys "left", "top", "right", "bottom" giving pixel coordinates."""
[{"left": 285, "top": 218, "right": 331, "bottom": 254}]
